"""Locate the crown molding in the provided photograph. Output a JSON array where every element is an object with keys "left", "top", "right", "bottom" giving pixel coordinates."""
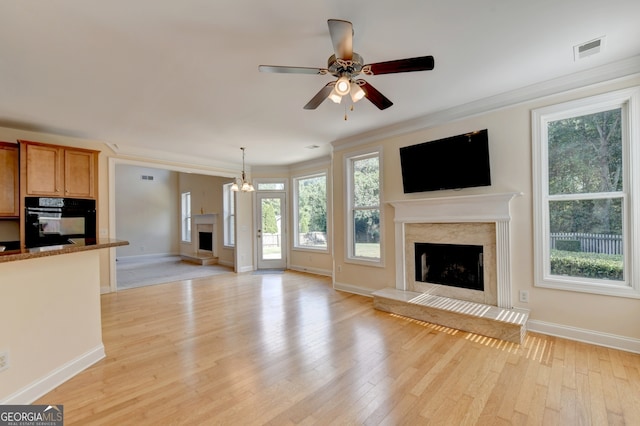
[{"left": 107, "top": 142, "right": 240, "bottom": 175}]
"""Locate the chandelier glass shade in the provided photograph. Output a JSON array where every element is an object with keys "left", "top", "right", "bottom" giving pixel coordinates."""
[{"left": 230, "top": 147, "right": 254, "bottom": 192}]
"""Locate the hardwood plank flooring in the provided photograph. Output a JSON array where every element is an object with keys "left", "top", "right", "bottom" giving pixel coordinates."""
[{"left": 36, "top": 271, "right": 640, "bottom": 425}]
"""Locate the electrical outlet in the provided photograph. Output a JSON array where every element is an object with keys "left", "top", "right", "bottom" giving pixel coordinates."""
[
  {"left": 519, "top": 290, "right": 529, "bottom": 303},
  {"left": 0, "top": 351, "right": 8, "bottom": 372},
  {"left": 337, "top": 265, "right": 342, "bottom": 272}
]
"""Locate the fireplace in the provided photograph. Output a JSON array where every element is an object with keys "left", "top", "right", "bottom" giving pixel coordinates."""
[
  {"left": 181, "top": 213, "right": 219, "bottom": 266},
  {"left": 376, "top": 192, "right": 526, "bottom": 343},
  {"left": 193, "top": 214, "right": 217, "bottom": 257},
  {"left": 198, "top": 231, "right": 213, "bottom": 251},
  {"left": 415, "top": 243, "right": 484, "bottom": 291},
  {"left": 390, "top": 192, "right": 521, "bottom": 309},
  {"left": 405, "top": 222, "right": 496, "bottom": 305}
]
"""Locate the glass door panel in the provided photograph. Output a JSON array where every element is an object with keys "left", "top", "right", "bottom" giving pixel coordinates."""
[{"left": 257, "top": 193, "right": 286, "bottom": 269}]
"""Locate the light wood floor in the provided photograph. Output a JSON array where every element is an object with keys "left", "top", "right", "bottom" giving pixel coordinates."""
[{"left": 37, "top": 271, "right": 640, "bottom": 425}]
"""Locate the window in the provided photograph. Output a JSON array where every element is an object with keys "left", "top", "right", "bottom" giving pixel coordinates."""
[
  {"left": 293, "top": 172, "right": 328, "bottom": 250},
  {"left": 345, "top": 148, "right": 383, "bottom": 264},
  {"left": 181, "top": 192, "right": 191, "bottom": 243},
  {"left": 223, "top": 183, "right": 235, "bottom": 247},
  {"left": 532, "top": 87, "right": 640, "bottom": 297},
  {"left": 257, "top": 182, "right": 285, "bottom": 191}
]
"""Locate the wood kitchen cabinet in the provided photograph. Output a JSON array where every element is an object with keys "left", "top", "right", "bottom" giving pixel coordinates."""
[
  {"left": 0, "top": 142, "right": 19, "bottom": 217},
  {"left": 19, "top": 140, "right": 99, "bottom": 199}
]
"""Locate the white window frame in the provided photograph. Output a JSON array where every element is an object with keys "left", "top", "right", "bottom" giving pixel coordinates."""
[
  {"left": 181, "top": 191, "right": 191, "bottom": 243},
  {"left": 223, "top": 183, "right": 235, "bottom": 247},
  {"left": 344, "top": 147, "right": 384, "bottom": 266},
  {"left": 293, "top": 171, "right": 329, "bottom": 252},
  {"left": 532, "top": 87, "right": 640, "bottom": 298},
  {"left": 255, "top": 178, "right": 286, "bottom": 191}
]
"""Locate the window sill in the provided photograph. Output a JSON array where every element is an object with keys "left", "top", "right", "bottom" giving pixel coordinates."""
[
  {"left": 535, "top": 279, "right": 640, "bottom": 299},
  {"left": 345, "top": 257, "right": 385, "bottom": 268},
  {"left": 293, "top": 246, "right": 329, "bottom": 253}
]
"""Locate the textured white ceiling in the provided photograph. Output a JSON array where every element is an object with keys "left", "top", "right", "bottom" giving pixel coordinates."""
[{"left": 1, "top": 0, "right": 639, "bottom": 167}]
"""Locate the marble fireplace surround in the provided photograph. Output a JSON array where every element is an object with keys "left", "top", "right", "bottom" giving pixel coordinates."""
[{"left": 389, "top": 192, "right": 521, "bottom": 309}]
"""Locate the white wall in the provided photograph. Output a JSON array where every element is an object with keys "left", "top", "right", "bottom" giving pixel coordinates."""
[
  {"left": 114, "top": 165, "right": 179, "bottom": 258},
  {"left": 0, "top": 251, "right": 104, "bottom": 403},
  {"left": 332, "top": 75, "right": 640, "bottom": 350}
]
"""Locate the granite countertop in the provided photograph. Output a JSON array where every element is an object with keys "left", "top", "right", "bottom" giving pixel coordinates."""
[{"left": 0, "top": 238, "right": 129, "bottom": 263}]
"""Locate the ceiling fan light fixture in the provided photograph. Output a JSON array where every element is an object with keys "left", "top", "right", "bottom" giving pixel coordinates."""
[
  {"left": 334, "top": 76, "right": 350, "bottom": 96},
  {"left": 350, "top": 82, "right": 365, "bottom": 102},
  {"left": 328, "top": 89, "right": 342, "bottom": 104}
]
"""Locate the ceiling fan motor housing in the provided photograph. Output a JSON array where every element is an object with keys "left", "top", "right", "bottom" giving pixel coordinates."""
[{"left": 328, "top": 52, "right": 364, "bottom": 80}]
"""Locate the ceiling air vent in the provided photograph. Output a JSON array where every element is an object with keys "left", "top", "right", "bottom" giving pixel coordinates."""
[
  {"left": 141, "top": 175, "right": 154, "bottom": 181},
  {"left": 574, "top": 36, "right": 605, "bottom": 61}
]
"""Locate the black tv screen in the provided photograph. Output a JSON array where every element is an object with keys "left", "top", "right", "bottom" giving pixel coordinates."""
[{"left": 399, "top": 129, "right": 491, "bottom": 193}]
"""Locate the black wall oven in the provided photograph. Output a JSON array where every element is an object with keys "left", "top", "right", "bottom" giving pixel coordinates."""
[{"left": 25, "top": 197, "right": 97, "bottom": 248}]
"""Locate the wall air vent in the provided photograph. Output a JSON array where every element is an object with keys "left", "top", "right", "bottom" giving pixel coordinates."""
[
  {"left": 574, "top": 36, "right": 605, "bottom": 61},
  {"left": 141, "top": 175, "right": 154, "bottom": 181}
]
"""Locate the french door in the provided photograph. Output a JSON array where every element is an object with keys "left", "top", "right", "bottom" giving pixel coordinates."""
[{"left": 256, "top": 192, "right": 286, "bottom": 270}]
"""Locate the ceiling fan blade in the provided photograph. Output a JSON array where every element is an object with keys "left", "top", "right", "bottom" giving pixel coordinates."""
[
  {"left": 258, "top": 65, "right": 327, "bottom": 75},
  {"left": 358, "top": 80, "right": 393, "bottom": 110},
  {"left": 327, "top": 19, "right": 353, "bottom": 60},
  {"left": 364, "top": 55, "right": 435, "bottom": 75},
  {"left": 303, "top": 83, "right": 334, "bottom": 110}
]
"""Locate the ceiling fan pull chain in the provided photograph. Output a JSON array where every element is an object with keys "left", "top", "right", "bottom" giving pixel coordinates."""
[{"left": 344, "top": 104, "right": 348, "bottom": 121}]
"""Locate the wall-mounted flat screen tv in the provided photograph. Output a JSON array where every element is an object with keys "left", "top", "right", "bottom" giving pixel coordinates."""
[{"left": 399, "top": 129, "right": 491, "bottom": 193}]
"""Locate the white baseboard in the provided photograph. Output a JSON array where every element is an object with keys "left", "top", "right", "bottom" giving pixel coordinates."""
[
  {"left": 237, "top": 265, "right": 254, "bottom": 273},
  {"left": 289, "top": 265, "right": 332, "bottom": 277},
  {"left": 217, "top": 259, "right": 234, "bottom": 268},
  {"left": 0, "top": 345, "right": 106, "bottom": 405},
  {"left": 527, "top": 320, "right": 640, "bottom": 354},
  {"left": 333, "top": 282, "right": 640, "bottom": 354},
  {"left": 333, "top": 280, "right": 375, "bottom": 297},
  {"left": 115, "top": 252, "right": 179, "bottom": 263}
]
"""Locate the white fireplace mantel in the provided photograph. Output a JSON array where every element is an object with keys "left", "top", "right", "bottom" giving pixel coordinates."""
[
  {"left": 388, "top": 192, "right": 522, "bottom": 223},
  {"left": 389, "top": 192, "right": 522, "bottom": 308},
  {"left": 193, "top": 213, "right": 217, "bottom": 225}
]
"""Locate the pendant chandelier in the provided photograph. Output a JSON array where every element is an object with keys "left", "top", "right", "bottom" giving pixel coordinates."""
[{"left": 230, "top": 147, "right": 255, "bottom": 192}]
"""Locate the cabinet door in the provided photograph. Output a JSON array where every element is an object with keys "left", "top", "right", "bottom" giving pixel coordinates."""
[
  {"left": 64, "top": 149, "right": 96, "bottom": 198},
  {"left": 24, "top": 143, "right": 64, "bottom": 196},
  {"left": 0, "top": 144, "right": 19, "bottom": 217}
]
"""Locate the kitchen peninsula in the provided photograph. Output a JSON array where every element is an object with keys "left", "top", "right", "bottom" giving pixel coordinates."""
[{"left": 0, "top": 239, "right": 128, "bottom": 404}]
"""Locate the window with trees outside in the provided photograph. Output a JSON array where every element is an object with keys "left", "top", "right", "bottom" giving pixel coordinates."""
[
  {"left": 181, "top": 191, "right": 191, "bottom": 243},
  {"left": 345, "top": 148, "right": 383, "bottom": 264},
  {"left": 223, "top": 183, "right": 234, "bottom": 247},
  {"left": 532, "top": 87, "right": 640, "bottom": 297},
  {"left": 293, "top": 172, "right": 327, "bottom": 250}
]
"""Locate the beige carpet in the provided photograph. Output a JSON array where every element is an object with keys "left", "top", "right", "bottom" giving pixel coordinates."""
[{"left": 116, "top": 255, "right": 234, "bottom": 290}]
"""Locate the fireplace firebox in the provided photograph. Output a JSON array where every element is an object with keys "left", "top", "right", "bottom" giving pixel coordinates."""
[
  {"left": 198, "top": 232, "right": 213, "bottom": 251},
  {"left": 414, "top": 243, "right": 484, "bottom": 291}
]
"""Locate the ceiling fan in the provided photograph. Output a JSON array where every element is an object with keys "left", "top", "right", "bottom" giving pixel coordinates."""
[{"left": 258, "top": 19, "right": 435, "bottom": 110}]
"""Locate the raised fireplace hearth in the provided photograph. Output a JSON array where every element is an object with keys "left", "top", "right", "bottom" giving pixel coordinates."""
[{"left": 372, "top": 192, "right": 528, "bottom": 344}]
